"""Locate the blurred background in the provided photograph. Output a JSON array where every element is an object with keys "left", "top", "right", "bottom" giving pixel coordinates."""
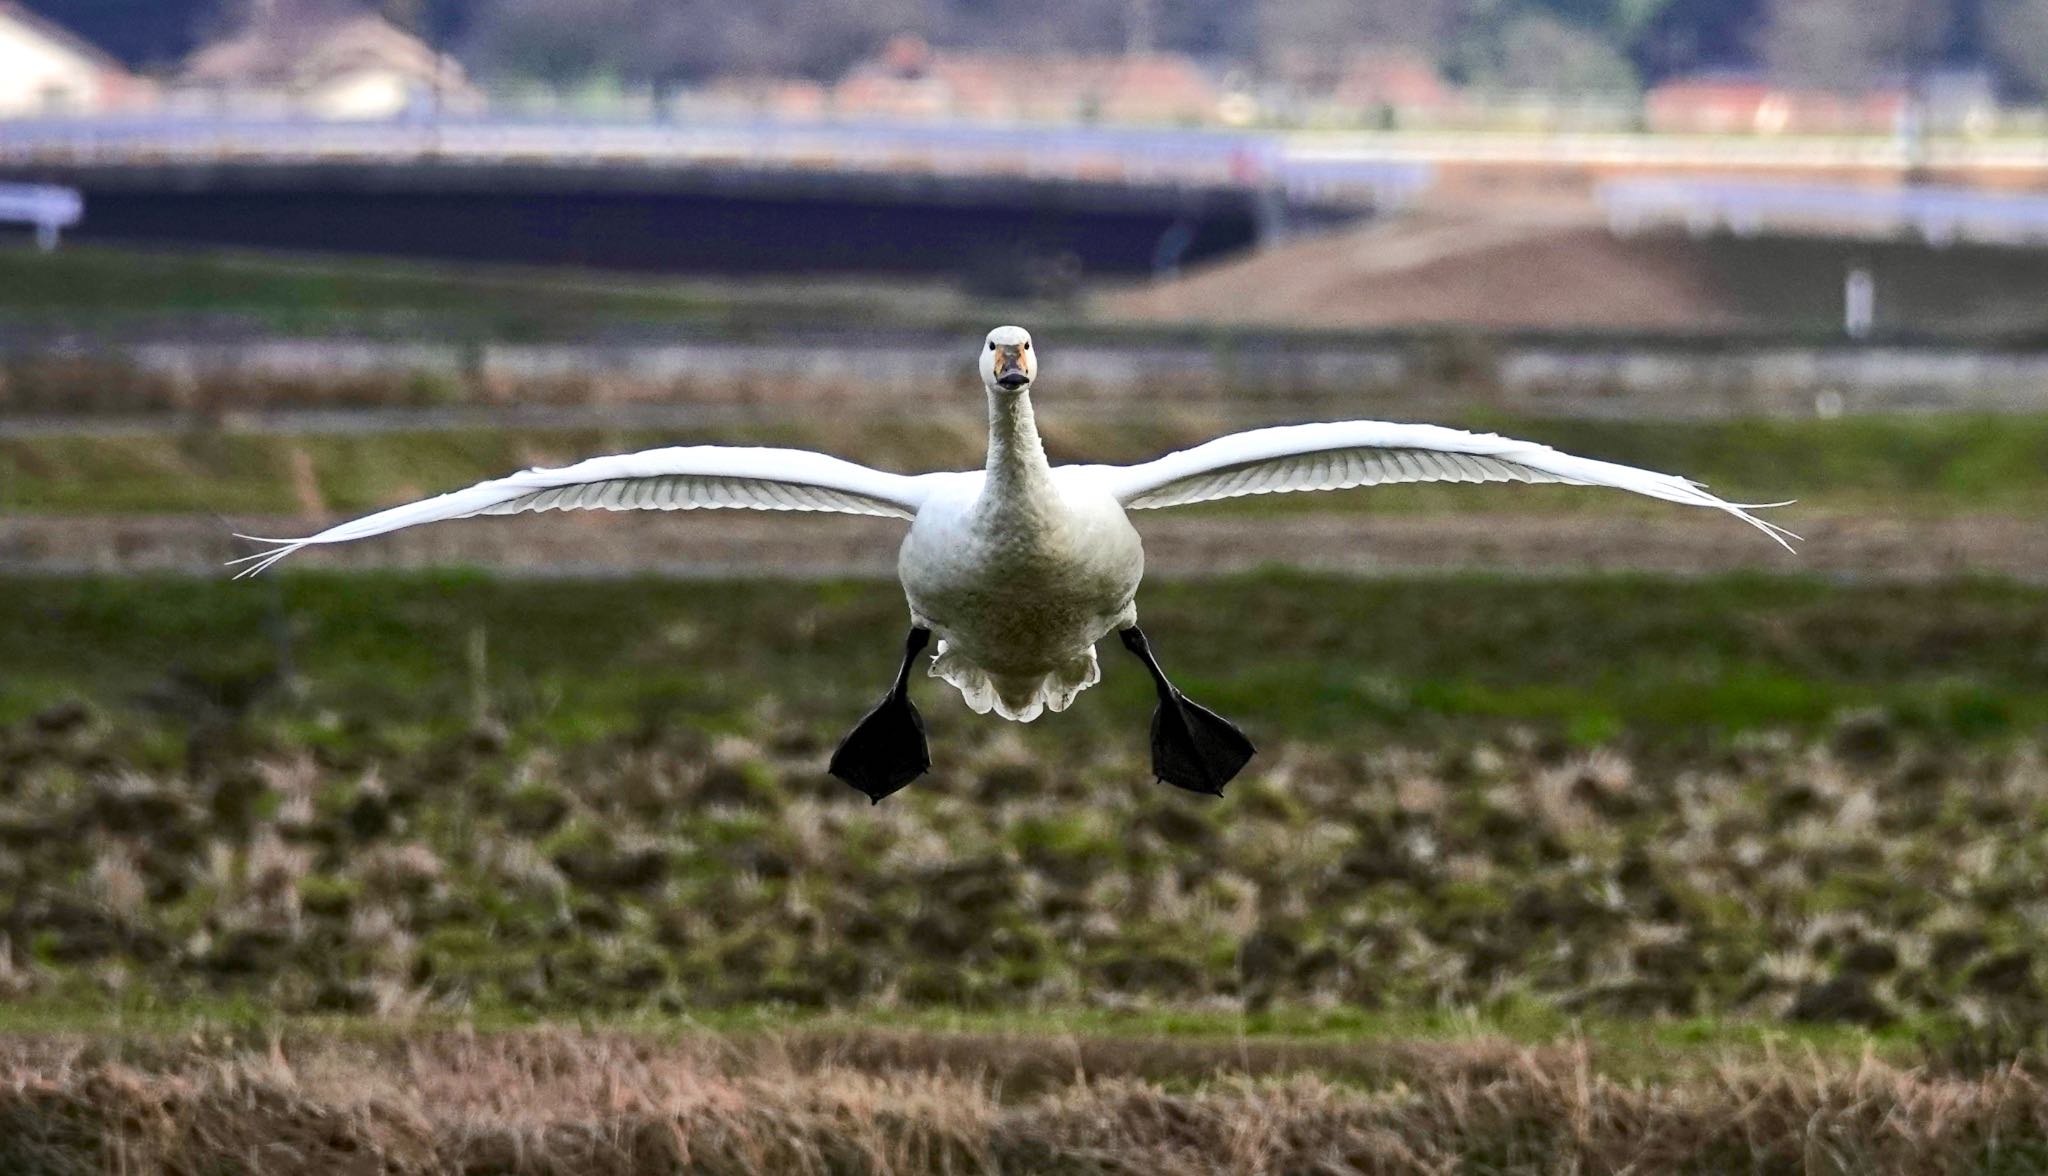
[{"left": 4, "top": 0, "right": 2048, "bottom": 1164}]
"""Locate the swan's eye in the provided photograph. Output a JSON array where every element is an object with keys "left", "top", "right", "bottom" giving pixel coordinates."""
[
  {"left": 1022, "top": 342, "right": 1031, "bottom": 351},
  {"left": 988, "top": 342, "right": 996, "bottom": 351}
]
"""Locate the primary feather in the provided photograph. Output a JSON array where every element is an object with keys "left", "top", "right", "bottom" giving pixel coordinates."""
[
  {"left": 1099, "top": 421, "right": 1797, "bottom": 549},
  {"left": 228, "top": 445, "right": 931, "bottom": 578}
]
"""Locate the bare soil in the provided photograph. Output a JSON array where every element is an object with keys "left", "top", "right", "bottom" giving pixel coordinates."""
[
  {"left": 1105, "top": 211, "right": 1742, "bottom": 332},
  {"left": 2, "top": 510, "right": 2029, "bottom": 582}
]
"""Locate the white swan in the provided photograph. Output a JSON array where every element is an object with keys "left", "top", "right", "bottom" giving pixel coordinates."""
[{"left": 232, "top": 325, "right": 1795, "bottom": 801}]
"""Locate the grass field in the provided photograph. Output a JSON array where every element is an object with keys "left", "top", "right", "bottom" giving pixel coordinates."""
[
  {"left": 0, "top": 243, "right": 976, "bottom": 334},
  {"left": 8, "top": 571, "right": 2043, "bottom": 740},
  {"left": 7, "top": 412, "right": 2047, "bottom": 520},
  {"left": 3, "top": 571, "right": 2046, "bottom": 1036},
  {"left": 10, "top": 569, "right": 2048, "bottom": 1167},
  {"left": 8, "top": 242, "right": 2048, "bottom": 1169}
]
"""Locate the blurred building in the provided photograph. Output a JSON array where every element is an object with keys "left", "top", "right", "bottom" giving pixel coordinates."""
[
  {"left": 0, "top": 1, "right": 152, "bottom": 117},
  {"left": 1327, "top": 50, "right": 1451, "bottom": 114},
  {"left": 1261, "top": 47, "right": 1453, "bottom": 126},
  {"left": 1915, "top": 68, "right": 1999, "bottom": 136},
  {"left": 835, "top": 35, "right": 1222, "bottom": 124},
  {"left": 176, "top": 5, "right": 481, "bottom": 120},
  {"left": 1646, "top": 73, "right": 1910, "bottom": 135},
  {"left": 691, "top": 76, "right": 832, "bottom": 121}
]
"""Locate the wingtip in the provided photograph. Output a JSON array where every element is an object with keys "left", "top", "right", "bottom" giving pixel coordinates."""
[
  {"left": 1677, "top": 484, "right": 1799, "bottom": 552},
  {"left": 1739, "top": 510, "right": 1801, "bottom": 552},
  {"left": 226, "top": 535, "right": 308, "bottom": 578}
]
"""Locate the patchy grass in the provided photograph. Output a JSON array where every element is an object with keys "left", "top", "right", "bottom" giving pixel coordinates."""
[
  {"left": 6, "top": 412, "right": 2048, "bottom": 518},
  {"left": 2, "top": 572, "right": 2048, "bottom": 1030}
]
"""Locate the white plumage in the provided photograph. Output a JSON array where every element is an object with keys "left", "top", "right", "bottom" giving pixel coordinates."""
[
  {"left": 1100, "top": 420, "right": 1795, "bottom": 548},
  {"left": 230, "top": 446, "right": 930, "bottom": 577},
  {"left": 233, "top": 326, "right": 1795, "bottom": 724}
]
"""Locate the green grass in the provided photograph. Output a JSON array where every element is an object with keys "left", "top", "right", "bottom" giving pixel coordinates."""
[
  {"left": 0, "top": 243, "right": 689, "bottom": 327},
  {"left": 7, "top": 412, "right": 2048, "bottom": 518},
  {"left": 5, "top": 571, "right": 2045, "bottom": 743},
  {"left": 0, "top": 243, "right": 971, "bottom": 334}
]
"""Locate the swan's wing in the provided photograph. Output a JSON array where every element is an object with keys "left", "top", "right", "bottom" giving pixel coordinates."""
[
  {"left": 229, "top": 445, "right": 932, "bottom": 577},
  {"left": 1101, "top": 421, "right": 1797, "bottom": 549}
]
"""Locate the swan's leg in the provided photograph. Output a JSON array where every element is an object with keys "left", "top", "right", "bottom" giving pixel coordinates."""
[
  {"left": 829, "top": 627, "right": 933, "bottom": 803},
  {"left": 1118, "top": 627, "right": 1254, "bottom": 796}
]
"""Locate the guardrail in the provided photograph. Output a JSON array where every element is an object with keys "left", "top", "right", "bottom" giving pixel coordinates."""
[
  {"left": 0, "top": 117, "right": 1442, "bottom": 206},
  {"left": 1603, "top": 177, "right": 2048, "bottom": 245},
  {"left": 0, "top": 182, "right": 81, "bottom": 250},
  {"left": 9, "top": 114, "right": 2048, "bottom": 199}
]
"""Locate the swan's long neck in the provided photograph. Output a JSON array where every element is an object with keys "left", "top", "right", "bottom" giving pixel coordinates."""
[{"left": 977, "top": 385, "right": 1057, "bottom": 522}]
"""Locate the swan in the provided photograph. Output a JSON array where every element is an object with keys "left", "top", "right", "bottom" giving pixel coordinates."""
[{"left": 231, "top": 325, "right": 1795, "bottom": 802}]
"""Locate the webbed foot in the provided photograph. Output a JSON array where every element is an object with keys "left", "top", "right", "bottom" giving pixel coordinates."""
[
  {"left": 829, "top": 692, "right": 931, "bottom": 803},
  {"left": 1120, "top": 626, "right": 1256, "bottom": 796},
  {"left": 1149, "top": 690, "right": 1255, "bottom": 795},
  {"left": 829, "top": 626, "right": 933, "bottom": 803}
]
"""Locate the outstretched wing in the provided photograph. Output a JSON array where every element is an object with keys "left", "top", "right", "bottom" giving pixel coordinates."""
[
  {"left": 229, "top": 445, "right": 932, "bottom": 577},
  {"left": 1101, "top": 421, "right": 1796, "bottom": 549}
]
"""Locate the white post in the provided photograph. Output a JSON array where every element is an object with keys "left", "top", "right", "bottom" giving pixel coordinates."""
[
  {"left": 34, "top": 219, "right": 58, "bottom": 252},
  {"left": 1845, "top": 266, "right": 1875, "bottom": 339}
]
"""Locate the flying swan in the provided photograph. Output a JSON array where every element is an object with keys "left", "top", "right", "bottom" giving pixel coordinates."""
[{"left": 232, "top": 326, "right": 1795, "bottom": 802}]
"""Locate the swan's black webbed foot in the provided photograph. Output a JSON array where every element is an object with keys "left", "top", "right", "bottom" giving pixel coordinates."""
[
  {"left": 1119, "top": 627, "right": 1255, "bottom": 796},
  {"left": 830, "top": 694, "right": 929, "bottom": 803},
  {"left": 830, "top": 627, "right": 932, "bottom": 803},
  {"left": 1148, "top": 691, "right": 1256, "bottom": 796}
]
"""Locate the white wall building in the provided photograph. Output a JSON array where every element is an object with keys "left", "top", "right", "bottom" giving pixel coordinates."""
[
  {"left": 179, "top": 9, "right": 482, "bottom": 120},
  {"left": 0, "top": 2, "right": 145, "bottom": 117}
]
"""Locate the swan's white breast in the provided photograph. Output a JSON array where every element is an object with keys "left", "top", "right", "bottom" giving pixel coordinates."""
[{"left": 897, "top": 469, "right": 1142, "bottom": 687}]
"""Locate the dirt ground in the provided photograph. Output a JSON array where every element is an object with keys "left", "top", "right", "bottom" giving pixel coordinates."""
[
  {"left": 1104, "top": 208, "right": 1742, "bottom": 331},
  {"left": 2, "top": 509, "right": 2030, "bottom": 582}
]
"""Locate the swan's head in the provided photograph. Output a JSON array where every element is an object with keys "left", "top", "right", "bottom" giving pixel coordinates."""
[{"left": 980, "top": 325, "right": 1036, "bottom": 393}]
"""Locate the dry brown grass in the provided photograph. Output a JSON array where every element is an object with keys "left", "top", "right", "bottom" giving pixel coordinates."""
[{"left": 1, "top": 1029, "right": 2045, "bottom": 1174}]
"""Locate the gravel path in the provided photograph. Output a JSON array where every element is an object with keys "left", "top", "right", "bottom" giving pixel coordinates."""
[{"left": 1, "top": 510, "right": 2026, "bottom": 582}]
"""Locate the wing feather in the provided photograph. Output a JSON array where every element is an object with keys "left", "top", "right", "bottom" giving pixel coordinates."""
[
  {"left": 1104, "top": 420, "right": 1796, "bottom": 549},
  {"left": 229, "top": 445, "right": 930, "bottom": 577}
]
